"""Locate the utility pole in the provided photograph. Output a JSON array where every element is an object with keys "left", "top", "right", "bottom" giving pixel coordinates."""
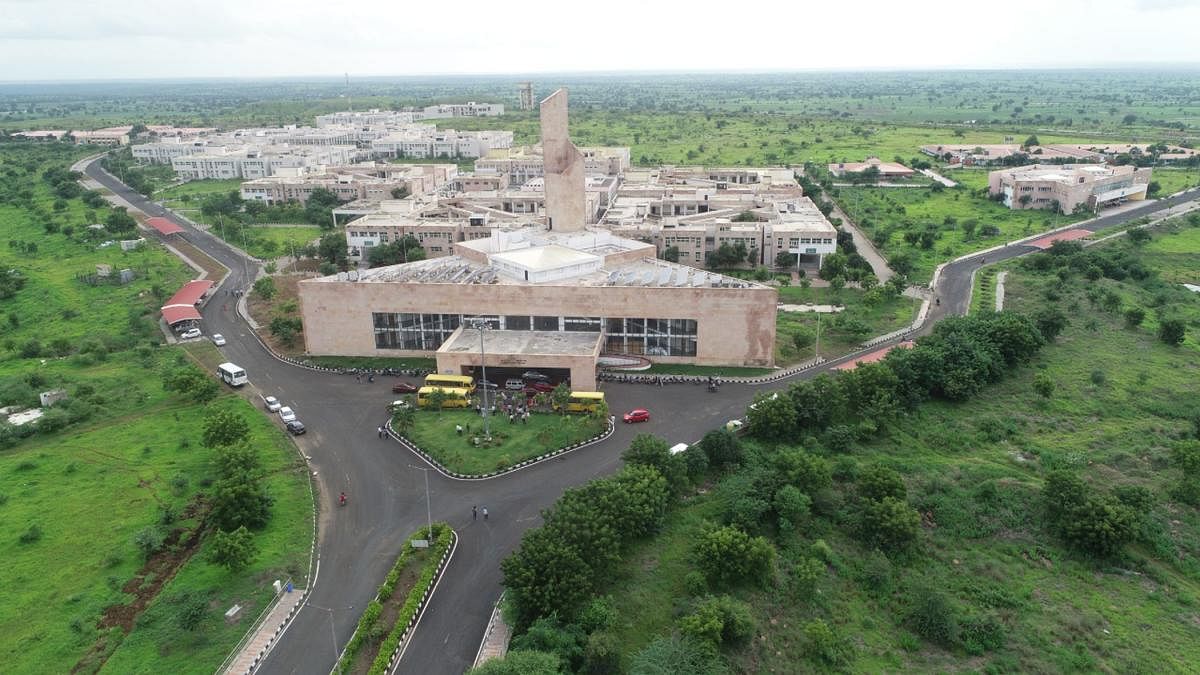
[
  {"left": 815, "top": 311, "right": 822, "bottom": 360},
  {"left": 408, "top": 465, "right": 433, "bottom": 539}
]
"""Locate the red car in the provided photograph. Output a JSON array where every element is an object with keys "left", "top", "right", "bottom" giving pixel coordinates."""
[
  {"left": 528, "top": 381, "right": 555, "bottom": 393},
  {"left": 623, "top": 409, "right": 650, "bottom": 424},
  {"left": 392, "top": 381, "right": 418, "bottom": 394}
]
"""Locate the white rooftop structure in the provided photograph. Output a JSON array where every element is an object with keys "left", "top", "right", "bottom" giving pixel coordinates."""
[{"left": 490, "top": 244, "right": 601, "bottom": 283}]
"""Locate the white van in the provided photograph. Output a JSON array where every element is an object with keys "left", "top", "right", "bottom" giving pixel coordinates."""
[
  {"left": 669, "top": 443, "right": 689, "bottom": 456},
  {"left": 504, "top": 378, "right": 525, "bottom": 391},
  {"left": 217, "top": 362, "right": 248, "bottom": 387}
]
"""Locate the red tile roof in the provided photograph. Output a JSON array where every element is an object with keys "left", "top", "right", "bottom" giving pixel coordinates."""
[{"left": 160, "top": 280, "right": 213, "bottom": 325}]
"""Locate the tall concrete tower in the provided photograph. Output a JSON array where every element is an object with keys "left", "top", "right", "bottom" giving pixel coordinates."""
[
  {"left": 517, "top": 82, "right": 534, "bottom": 111},
  {"left": 540, "top": 88, "right": 585, "bottom": 233}
]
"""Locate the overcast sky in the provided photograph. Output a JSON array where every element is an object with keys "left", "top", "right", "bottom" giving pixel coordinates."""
[{"left": 1, "top": 0, "right": 1198, "bottom": 81}]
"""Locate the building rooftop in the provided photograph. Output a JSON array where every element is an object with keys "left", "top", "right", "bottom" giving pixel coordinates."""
[
  {"left": 490, "top": 244, "right": 599, "bottom": 272},
  {"left": 438, "top": 329, "right": 602, "bottom": 357}
]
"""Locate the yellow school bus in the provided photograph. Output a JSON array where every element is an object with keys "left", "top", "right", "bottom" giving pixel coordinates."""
[
  {"left": 416, "top": 386, "right": 472, "bottom": 409},
  {"left": 561, "top": 391, "right": 606, "bottom": 414},
  {"left": 424, "top": 374, "right": 475, "bottom": 393}
]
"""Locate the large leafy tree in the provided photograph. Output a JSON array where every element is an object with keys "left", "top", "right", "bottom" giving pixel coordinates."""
[{"left": 202, "top": 409, "right": 251, "bottom": 449}]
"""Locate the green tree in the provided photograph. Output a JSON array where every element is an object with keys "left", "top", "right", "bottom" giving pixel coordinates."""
[
  {"left": 269, "top": 316, "right": 303, "bottom": 346},
  {"left": 209, "top": 444, "right": 272, "bottom": 531},
  {"left": 390, "top": 185, "right": 411, "bottom": 200},
  {"left": 317, "top": 232, "right": 349, "bottom": 268},
  {"left": 391, "top": 405, "right": 415, "bottom": 436},
  {"left": 746, "top": 392, "right": 797, "bottom": 441},
  {"left": 253, "top": 276, "right": 276, "bottom": 300},
  {"left": 104, "top": 207, "right": 137, "bottom": 233},
  {"left": 802, "top": 619, "right": 850, "bottom": 667},
  {"left": 678, "top": 595, "right": 754, "bottom": 649},
  {"left": 367, "top": 235, "right": 426, "bottom": 267},
  {"left": 501, "top": 526, "right": 596, "bottom": 628},
  {"left": 692, "top": 524, "right": 775, "bottom": 588},
  {"left": 1158, "top": 317, "right": 1186, "bottom": 345},
  {"left": 202, "top": 408, "right": 251, "bottom": 449},
  {"left": 698, "top": 428, "right": 742, "bottom": 468},
  {"left": 773, "top": 485, "right": 812, "bottom": 533},
  {"left": 549, "top": 382, "right": 571, "bottom": 415},
  {"left": 1032, "top": 372, "right": 1055, "bottom": 398},
  {"left": 661, "top": 245, "right": 680, "bottom": 263},
  {"left": 1171, "top": 441, "right": 1200, "bottom": 505},
  {"left": 908, "top": 585, "right": 959, "bottom": 646},
  {"left": 509, "top": 616, "right": 585, "bottom": 672},
  {"left": 818, "top": 252, "right": 848, "bottom": 280},
  {"left": 621, "top": 434, "right": 686, "bottom": 494},
  {"left": 1033, "top": 307, "right": 1068, "bottom": 341},
  {"left": 424, "top": 387, "right": 449, "bottom": 412},
  {"left": 209, "top": 526, "right": 258, "bottom": 571},
  {"left": 858, "top": 465, "right": 906, "bottom": 502},
  {"left": 857, "top": 496, "right": 920, "bottom": 553}
]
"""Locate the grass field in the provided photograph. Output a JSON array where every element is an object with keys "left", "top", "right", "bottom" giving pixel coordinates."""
[
  {"left": 1152, "top": 167, "right": 1200, "bottom": 196},
  {"left": 597, "top": 220, "right": 1200, "bottom": 672},
  {"left": 402, "top": 408, "right": 606, "bottom": 474},
  {"left": 834, "top": 183, "right": 1087, "bottom": 282},
  {"left": 0, "top": 142, "right": 313, "bottom": 674},
  {"left": 776, "top": 286, "right": 919, "bottom": 364}
]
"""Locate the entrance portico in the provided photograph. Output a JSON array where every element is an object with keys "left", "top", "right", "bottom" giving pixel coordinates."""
[{"left": 435, "top": 328, "right": 603, "bottom": 391}]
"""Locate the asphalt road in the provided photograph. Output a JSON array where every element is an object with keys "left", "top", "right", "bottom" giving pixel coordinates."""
[{"left": 82, "top": 159, "right": 1198, "bottom": 674}]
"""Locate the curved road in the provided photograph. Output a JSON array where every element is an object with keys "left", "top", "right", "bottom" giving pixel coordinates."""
[{"left": 83, "top": 158, "right": 1198, "bottom": 674}]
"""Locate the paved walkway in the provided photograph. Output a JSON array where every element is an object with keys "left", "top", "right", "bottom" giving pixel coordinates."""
[
  {"left": 920, "top": 168, "right": 958, "bottom": 187},
  {"left": 223, "top": 588, "right": 306, "bottom": 675},
  {"left": 995, "top": 271, "right": 1008, "bottom": 312},
  {"left": 827, "top": 202, "right": 894, "bottom": 283},
  {"left": 472, "top": 600, "right": 511, "bottom": 668}
]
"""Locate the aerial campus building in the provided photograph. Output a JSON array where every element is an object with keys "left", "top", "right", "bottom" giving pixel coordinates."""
[
  {"left": 987, "top": 164, "right": 1152, "bottom": 214},
  {"left": 297, "top": 90, "right": 778, "bottom": 388}
]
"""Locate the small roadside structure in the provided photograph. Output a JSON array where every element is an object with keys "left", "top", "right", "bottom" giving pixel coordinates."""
[
  {"left": 146, "top": 217, "right": 184, "bottom": 236},
  {"left": 160, "top": 279, "right": 214, "bottom": 329},
  {"left": 828, "top": 157, "right": 915, "bottom": 180},
  {"left": 39, "top": 389, "right": 68, "bottom": 407}
]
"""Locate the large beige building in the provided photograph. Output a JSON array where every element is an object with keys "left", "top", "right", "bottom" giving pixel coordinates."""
[
  {"left": 987, "top": 164, "right": 1152, "bottom": 214},
  {"left": 298, "top": 90, "right": 778, "bottom": 382},
  {"left": 240, "top": 163, "right": 456, "bottom": 206}
]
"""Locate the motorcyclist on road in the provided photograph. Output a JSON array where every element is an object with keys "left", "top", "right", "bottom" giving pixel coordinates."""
[{"left": 339, "top": 492, "right": 347, "bottom": 506}]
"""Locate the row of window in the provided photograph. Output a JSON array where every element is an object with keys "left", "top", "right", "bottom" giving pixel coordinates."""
[{"left": 371, "top": 312, "right": 698, "bottom": 355}]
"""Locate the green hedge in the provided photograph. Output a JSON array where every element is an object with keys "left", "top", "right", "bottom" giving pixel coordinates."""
[
  {"left": 369, "top": 525, "right": 455, "bottom": 674},
  {"left": 334, "top": 524, "right": 454, "bottom": 674}
]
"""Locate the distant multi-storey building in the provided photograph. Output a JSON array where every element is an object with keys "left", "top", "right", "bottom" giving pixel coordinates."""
[
  {"left": 987, "top": 164, "right": 1152, "bottom": 214},
  {"left": 420, "top": 102, "right": 504, "bottom": 118},
  {"left": 170, "top": 144, "right": 360, "bottom": 181},
  {"left": 828, "top": 157, "right": 915, "bottom": 179},
  {"left": 240, "top": 163, "right": 457, "bottom": 206},
  {"left": 72, "top": 126, "right": 133, "bottom": 146},
  {"left": 601, "top": 166, "right": 836, "bottom": 269},
  {"left": 369, "top": 126, "right": 513, "bottom": 160},
  {"left": 518, "top": 83, "right": 534, "bottom": 111},
  {"left": 476, "top": 145, "right": 630, "bottom": 183},
  {"left": 923, "top": 142, "right": 1197, "bottom": 166}
]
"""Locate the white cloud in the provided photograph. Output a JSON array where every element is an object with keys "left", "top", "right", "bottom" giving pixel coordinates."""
[{"left": 0, "top": 0, "right": 1197, "bottom": 80}]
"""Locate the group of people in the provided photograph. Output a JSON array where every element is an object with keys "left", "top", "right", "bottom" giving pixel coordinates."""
[{"left": 472, "top": 505, "right": 489, "bottom": 521}]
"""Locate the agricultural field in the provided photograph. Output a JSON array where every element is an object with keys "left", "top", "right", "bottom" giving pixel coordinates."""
[{"left": 0, "top": 141, "right": 313, "bottom": 674}]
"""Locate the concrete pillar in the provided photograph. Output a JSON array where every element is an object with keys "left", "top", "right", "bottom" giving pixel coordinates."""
[{"left": 540, "top": 89, "right": 585, "bottom": 233}]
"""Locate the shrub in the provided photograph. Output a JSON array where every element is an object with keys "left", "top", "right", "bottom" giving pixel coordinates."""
[
  {"left": 18, "top": 523, "right": 43, "bottom": 545},
  {"left": 581, "top": 631, "right": 621, "bottom": 675},
  {"left": 627, "top": 636, "right": 722, "bottom": 675},
  {"left": 1158, "top": 317, "right": 1186, "bottom": 345},
  {"left": 252, "top": 276, "right": 276, "bottom": 299},
  {"left": 1124, "top": 306, "right": 1145, "bottom": 328},
  {"left": 802, "top": 619, "right": 850, "bottom": 666},
  {"left": 699, "top": 429, "right": 741, "bottom": 468},
  {"left": 209, "top": 526, "right": 258, "bottom": 571},
  {"left": 134, "top": 526, "right": 165, "bottom": 559},
  {"left": 174, "top": 591, "right": 209, "bottom": 631},
  {"left": 857, "top": 549, "right": 893, "bottom": 595},
  {"left": 1032, "top": 372, "right": 1055, "bottom": 398},
  {"left": 1059, "top": 496, "right": 1136, "bottom": 556},
  {"left": 858, "top": 465, "right": 907, "bottom": 502},
  {"left": 509, "top": 616, "right": 585, "bottom": 672},
  {"left": 678, "top": 595, "right": 754, "bottom": 650},
  {"left": 857, "top": 497, "right": 921, "bottom": 553},
  {"left": 789, "top": 556, "right": 825, "bottom": 599},
  {"left": 693, "top": 524, "right": 775, "bottom": 588},
  {"left": 467, "top": 650, "right": 560, "bottom": 675},
  {"left": 959, "top": 613, "right": 1006, "bottom": 654},
  {"left": 773, "top": 485, "right": 811, "bottom": 533},
  {"left": 908, "top": 585, "right": 959, "bottom": 646}
]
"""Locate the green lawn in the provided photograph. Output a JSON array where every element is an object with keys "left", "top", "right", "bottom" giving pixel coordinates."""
[
  {"left": 402, "top": 408, "right": 607, "bottom": 474},
  {"left": 156, "top": 179, "right": 243, "bottom": 202},
  {"left": 833, "top": 183, "right": 1087, "bottom": 283},
  {"left": 0, "top": 142, "right": 313, "bottom": 674},
  {"left": 598, "top": 219, "right": 1200, "bottom": 673},
  {"left": 776, "top": 286, "right": 919, "bottom": 364},
  {"left": 1151, "top": 168, "right": 1200, "bottom": 196}
]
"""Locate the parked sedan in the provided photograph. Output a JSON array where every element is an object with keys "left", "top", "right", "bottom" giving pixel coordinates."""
[
  {"left": 528, "top": 381, "right": 555, "bottom": 393},
  {"left": 285, "top": 420, "right": 306, "bottom": 435},
  {"left": 278, "top": 406, "right": 297, "bottom": 423},
  {"left": 179, "top": 328, "right": 201, "bottom": 340},
  {"left": 392, "top": 381, "right": 418, "bottom": 394},
  {"left": 522, "top": 371, "right": 550, "bottom": 382},
  {"left": 623, "top": 409, "right": 651, "bottom": 424},
  {"left": 263, "top": 395, "right": 282, "bottom": 412}
]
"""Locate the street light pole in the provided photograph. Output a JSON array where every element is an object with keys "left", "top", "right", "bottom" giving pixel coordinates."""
[
  {"left": 470, "top": 320, "right": 492, "bottom": 440},
  {"left": 408, "top": 464, "right": 433, "bottom": 539}
]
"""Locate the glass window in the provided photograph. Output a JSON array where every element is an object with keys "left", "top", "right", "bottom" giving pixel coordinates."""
[
  {"left": 504, "top": 315, "right": 531, "bottom": 331},
  {"left": 533, "top": 315, "right": 559, "bottom": 331},
  {"left": 606, "top": 318, "right": 624, "bottom": 333}
]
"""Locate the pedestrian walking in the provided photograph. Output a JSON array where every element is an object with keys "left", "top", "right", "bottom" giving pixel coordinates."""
[
  {"left": 356, "top": 373, "right": 361, "bottom": 383},
  {"left": 456, "top": 424, "right": 463, "bottom": 436},
  {"left": 482, "top": 507, "right": 489, "bottom": 521},
  {"left": 377, "top": 425, "right": 384, "bottom": 438},
  {"left": 473, "top": 505, "right": 477, "bottom": 520}
]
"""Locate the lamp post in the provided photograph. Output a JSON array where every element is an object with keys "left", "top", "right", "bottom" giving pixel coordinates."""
[
  {"left": 408, "top": 464, "right": 433, "bottom": 539},
  {"left": 468, "top": 319, "right": 492, "bottom": 440}
]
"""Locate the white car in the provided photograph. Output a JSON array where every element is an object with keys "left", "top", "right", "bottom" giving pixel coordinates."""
[
  {"left": 263, "top": 395, "right": 282, "bottom": 412},
  {"left": 211, "top": 333, "right": 226, "bottom": 346},
  {"left": 278, "top": 406, "right": 297, "bottom": 423},
  {"left": 179, "top": 328, "right": 201, "bottom": 340}
]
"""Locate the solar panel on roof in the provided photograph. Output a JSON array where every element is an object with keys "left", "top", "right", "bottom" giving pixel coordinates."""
[
  {"left": 643, "top": 270, "right": 656, "bottom": 286},
  {"left": 657, "top": 268, "right": 672, "bottom": 286}
]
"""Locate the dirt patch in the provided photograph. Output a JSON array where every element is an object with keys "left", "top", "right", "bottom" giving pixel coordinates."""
[
  {"left": 247, "top": 273, "right": 310, "bottom": 357},
  {"left": 347, "top": 550, "right": 429, "bottom": 675},
  {"left": 165, "top": 236, "right": 228, "bottom": 281},
  {"left": 72, "top": 498, "right": 211, "bottom": 674}
]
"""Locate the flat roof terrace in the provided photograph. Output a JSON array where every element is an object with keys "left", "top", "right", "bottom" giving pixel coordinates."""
[{"left": 438, "top": 329, "right": 602, "bottom": 358}]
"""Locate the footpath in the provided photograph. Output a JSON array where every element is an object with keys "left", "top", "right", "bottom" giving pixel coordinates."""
[{"left": 222, "top": 588, "right": 308, "bottom": 675}]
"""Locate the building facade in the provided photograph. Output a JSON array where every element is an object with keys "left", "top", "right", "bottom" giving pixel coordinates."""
[{"left": 987, "top": 164, "right": 1152, "bottom": 214}]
